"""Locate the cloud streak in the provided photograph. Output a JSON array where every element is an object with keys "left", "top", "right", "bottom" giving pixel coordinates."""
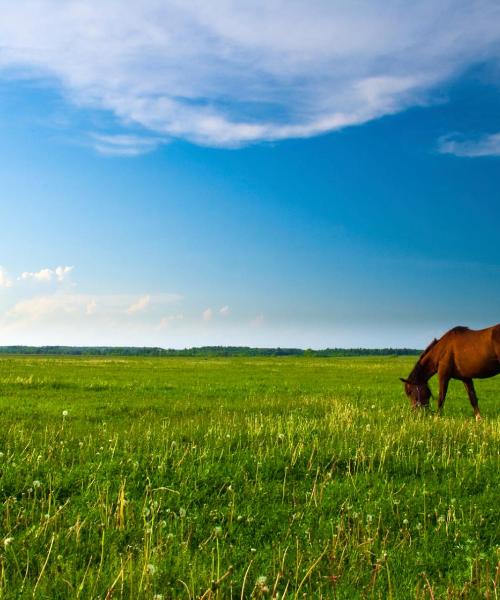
[
  {"left": 126, "top": 295, "right": 151, "bottom": 315},
  {"left": 0, "top": 1, "right": 499, "bottom": 147},
  {"left": 90, "top": 133, "right": 167, "bottom": 156},
  {"left": 438, "top": 132, "right": 500, "bottom": 158}
]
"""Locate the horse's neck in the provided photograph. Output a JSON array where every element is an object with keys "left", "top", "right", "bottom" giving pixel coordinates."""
[
  {"left": 417, "top": 353, "right": 438, "bottom": 381},
  {"left": 411, "top": 353, "right": 437, "bottom": 383}
]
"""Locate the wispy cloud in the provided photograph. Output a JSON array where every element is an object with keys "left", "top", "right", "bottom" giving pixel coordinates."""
[
  {"left": 126, "top": 295, "right": 151, "bottom": 315},
  {"left": 20, "top": 266, "right": 73, "bottom": 283},
  {"left": 202, "top": 307, "right": 213, "bottom": 321},
  {"left": 5, "top": 292, "right": 182, "bottom": 325},
  {"left": 90, "top": 133, "right": 167, "bottom": 156},
  {"left": 219, "top": 305, "right": 229, "bottom": 316},
  {"left": 1, "top": 2, "right": 499, "bottom": 147},
  {"left": 438, "top": 132, "right": 500, "bottom": 158},
  {"left": 85, "top": 299, "right": 97, "bottom": 315},
  {"left": 6, "top": 293, "right": 86, "bottom": 321}
]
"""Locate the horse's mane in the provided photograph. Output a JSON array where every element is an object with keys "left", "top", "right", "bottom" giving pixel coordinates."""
[
  {"left": 418, "top": 337, "right": 439, "bottom": 361},
  {"left": 406, "top": 337, "right": 439, "bottom": 384},
  {"left": 448, "top": 325, "right": 470, "bottom": 334}
]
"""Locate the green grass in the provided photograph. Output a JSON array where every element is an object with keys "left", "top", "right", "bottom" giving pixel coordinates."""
[{"left": 0, "top": 355, "right": 498, "bottom": 599}]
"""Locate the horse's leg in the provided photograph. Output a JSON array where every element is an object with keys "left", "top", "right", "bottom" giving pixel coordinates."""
[
  {"left": 437, "top": 373, "right": 449, "bottom": 415},
  {"left": 463, "top": 379, "right": 481, "bottom": 422}
]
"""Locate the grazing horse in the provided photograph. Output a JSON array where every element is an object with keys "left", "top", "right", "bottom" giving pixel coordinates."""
[{"left": 400, "top": 324, "right": 500, "bottom": 421}]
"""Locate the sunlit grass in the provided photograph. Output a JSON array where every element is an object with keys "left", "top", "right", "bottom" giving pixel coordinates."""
[{"left": 0, "top": 356, "right": 498, "bottom": 598}]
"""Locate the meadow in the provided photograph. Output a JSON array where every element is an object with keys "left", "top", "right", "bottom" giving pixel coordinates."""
[{"left": 0, "top": 355, "right": 498, "bottom": 599}]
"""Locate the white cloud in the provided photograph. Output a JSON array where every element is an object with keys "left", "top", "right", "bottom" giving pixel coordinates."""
[
  {"left": 0, "top": 2, "right": 499, "bottom": 147},
  {"left": 202, "top": 307, "right": 213, "bottom": 321},
  {"left": 0, "top": 266, "right": 13, "bottom": 288},
  {"left": 20, "top": 268, "right": 52, "bottom": 282},
  {"left": 438, "top": 132, "right": 500, "bottom": 158},
  {"left": 126, "top": 295, "right": 151, "bottom": 315},
  {"left": 20, "top": 265, "right": 74, "bottom": 283},
  {"left": 219, "top": 305, "right": 229, "bottom": 316},
  {"left": 54, "top": 266, "right": 74, "bottom": 281}
]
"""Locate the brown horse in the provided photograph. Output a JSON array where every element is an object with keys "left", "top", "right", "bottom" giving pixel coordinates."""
[{"left": 401, "top": 324, "right": 500, "bottom": 421}]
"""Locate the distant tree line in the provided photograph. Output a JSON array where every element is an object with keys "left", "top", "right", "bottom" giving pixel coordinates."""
[{"left": 0, "top": 345, "right": 420, "bottom": 357}]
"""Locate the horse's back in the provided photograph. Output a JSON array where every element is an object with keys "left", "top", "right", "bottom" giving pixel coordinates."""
[
  {"left": 446, "top": 324, "right": 500, "bottom": 345},
  {"left": 492, "top": 324, "right": 500, "bottom": 356},
  {"left": 446, "top": 324, "right": 500, "bottom": 379}
]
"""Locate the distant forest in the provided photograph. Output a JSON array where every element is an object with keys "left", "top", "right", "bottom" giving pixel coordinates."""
[{"left": 0, "top": 346, "right": 420, "bottom": 357}]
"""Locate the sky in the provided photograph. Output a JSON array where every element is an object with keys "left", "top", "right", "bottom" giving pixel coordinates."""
[{"left": 0, "top": 0, "right": 499, "bottom": 349}]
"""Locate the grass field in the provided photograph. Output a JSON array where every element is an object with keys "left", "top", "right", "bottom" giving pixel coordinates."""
[{"left": 0, "top": 355, "right": 498, "bottom": 599}]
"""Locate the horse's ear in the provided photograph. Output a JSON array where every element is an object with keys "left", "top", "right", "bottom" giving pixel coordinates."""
[{"left": 400, "top": 378, "right": 409, "bottom": 384}]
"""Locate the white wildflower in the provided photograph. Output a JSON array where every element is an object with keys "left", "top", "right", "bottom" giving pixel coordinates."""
[{"left": 256, "top": 576, "right": 269, "bottom": 593}]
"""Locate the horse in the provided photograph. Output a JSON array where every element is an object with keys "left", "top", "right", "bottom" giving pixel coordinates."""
[{"left": 400, "top": 324, "right": 500, "bottom": 421}]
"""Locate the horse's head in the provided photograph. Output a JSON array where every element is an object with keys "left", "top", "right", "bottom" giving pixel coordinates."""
[{"left": 400, "top": 378, "right": 432, "bottom": 410}]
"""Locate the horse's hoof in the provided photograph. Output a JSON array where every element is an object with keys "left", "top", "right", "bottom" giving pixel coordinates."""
[{"left": 475, "top": 414, "right": 482, "bottom": 422}]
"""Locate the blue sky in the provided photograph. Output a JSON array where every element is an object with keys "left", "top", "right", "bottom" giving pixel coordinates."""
[{"left": 0, "top": 1, "right": 499, "bottom": 348}]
